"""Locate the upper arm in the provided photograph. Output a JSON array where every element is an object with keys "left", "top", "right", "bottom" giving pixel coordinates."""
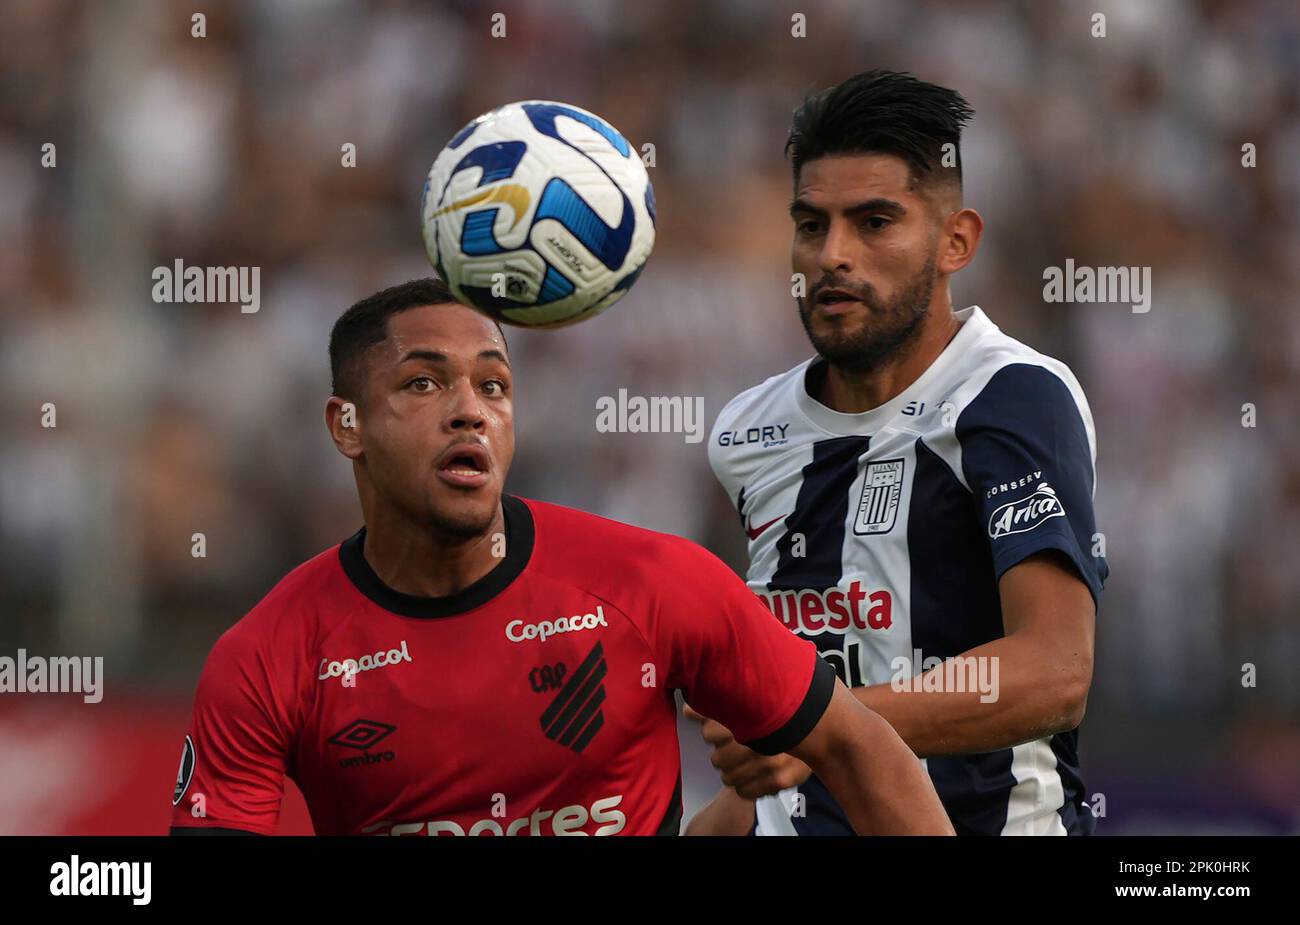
[
  {"left": 957, "top": 363, "right": 1108, "bottom": 610},
  {"left": 655, "top": 538, "right": 836, "bottom": 752},
  {"left": 168, "top": 627, "right": 294, "bottom": 836},
  {"left": 783, "top": 678, "right": 869, "bottom": 768},
  {"left": 999, "top": 550, "right": 1096, "bottom": 644},
  {"left": 999, "top": 550, "right": 1096, "bottom": 708}
]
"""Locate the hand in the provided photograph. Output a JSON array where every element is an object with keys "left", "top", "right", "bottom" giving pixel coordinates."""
[{"left": 683, "top": 703, "right": 813, "bottom": 799}]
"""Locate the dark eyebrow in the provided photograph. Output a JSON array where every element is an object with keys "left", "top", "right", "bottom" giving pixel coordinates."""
[
  {"left": 790, "top": 197, "right": 908, "bottom": 219},
  {"left": 398, "top": 348, "right": 510, "bottom": 367},
  {"left": 399, "top": 349, "right": 447, "bottom": 364}
]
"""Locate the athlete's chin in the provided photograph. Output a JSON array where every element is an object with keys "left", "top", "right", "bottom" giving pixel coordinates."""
[
  {"left": 426, "top": 486, "right": 501, "bottom": 538},
  {"left": 808, "top": 319, "right": 880, "bottom": 357}
]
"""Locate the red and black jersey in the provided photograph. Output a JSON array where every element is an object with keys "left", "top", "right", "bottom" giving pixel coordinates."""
[{"left": 170, "top": 495, "right": 834, "bottom": 835}]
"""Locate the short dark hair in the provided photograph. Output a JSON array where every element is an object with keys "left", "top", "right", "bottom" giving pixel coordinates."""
[
  {"left": 786, "top": 69, "right": 974, "bottom": 192},
  {"left": 329, "top": 277, "right": 503, "bottom": 400}
]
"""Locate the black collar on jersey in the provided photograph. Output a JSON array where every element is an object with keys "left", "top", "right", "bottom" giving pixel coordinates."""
[{"left": 338, "top": 495, "right": 535, "bottom": 619}]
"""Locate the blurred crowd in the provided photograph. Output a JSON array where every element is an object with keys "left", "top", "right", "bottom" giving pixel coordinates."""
[{"left": 2, "top": 0, "right": 1297, "bottom": 826}]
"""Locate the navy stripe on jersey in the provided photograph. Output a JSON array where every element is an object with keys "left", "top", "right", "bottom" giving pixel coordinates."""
[
  {"left": 765, "top": 436, "right": 868, "bottom": 835},
  {"left": 909, "top": 441, "right": 1005, "bottom": 664},
  {"left": 770, "top": 437, "right": 870, "bottom": 597},
  {"left": 1050, "top": 731, "right": 1094, "bottom": 834},
  {"left": 908, "top": 438, "right": 1018, "bottom": 833}
]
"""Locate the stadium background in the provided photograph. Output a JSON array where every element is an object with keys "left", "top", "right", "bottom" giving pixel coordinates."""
[{"left": 1, "top": 0, "right": 1297, "bottom": 834}]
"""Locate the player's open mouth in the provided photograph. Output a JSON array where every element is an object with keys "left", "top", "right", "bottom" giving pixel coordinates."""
[
  {"left": 815, "top": 288, "right": 863, "bottom": 311},
  {"left": 436, "top": 443, "right": 491, "bottom": 488}
]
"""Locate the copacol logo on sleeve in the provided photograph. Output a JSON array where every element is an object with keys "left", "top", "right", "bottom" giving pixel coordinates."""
[{"left": 988, "top": 483, "right": 1065, "bottom": 539}]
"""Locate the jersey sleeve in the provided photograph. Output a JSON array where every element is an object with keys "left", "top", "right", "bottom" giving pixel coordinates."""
[
  {"left": 956, "top": 363, "right": 1109, "bottom": 607},
  {"left": 652, "top": 538, "right": 836, "bottom": 755},
  {"left": 169, "top": 622, "right": 296, "bottom": 835}
]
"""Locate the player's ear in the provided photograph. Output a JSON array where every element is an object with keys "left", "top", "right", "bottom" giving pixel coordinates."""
[
  {"left": 937, "top": 207, "right": 983, "bottom": 276},
  {"left": 325, "top": 395, "right": 364, "bottom": 460}
]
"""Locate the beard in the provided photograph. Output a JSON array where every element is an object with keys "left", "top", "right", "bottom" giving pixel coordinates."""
[{"left": 797, "top": 255, "right": 938, "bottom": 374}]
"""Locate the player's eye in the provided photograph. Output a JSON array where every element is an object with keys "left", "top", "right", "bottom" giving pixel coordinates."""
[
  {"left": 795, "top": 219, "right": 822, "bottom": 235},
  {"left": 406, "top": 376, "right": 436, "bottom": 392},
  {"left": 865, "top": 215, "right": 891, "bottom": 231},
  {"left": 482, "top": 379, "right": 508, "bottom": 397}
]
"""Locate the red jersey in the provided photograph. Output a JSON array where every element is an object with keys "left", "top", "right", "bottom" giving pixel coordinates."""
[{"left": 170, "top": 496, "right": 834, "bottom": 835}]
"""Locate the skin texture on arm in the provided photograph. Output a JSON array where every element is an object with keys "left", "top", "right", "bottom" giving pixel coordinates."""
[
  {"left": 686, "top": 551, "right": 1095, "bottom": 831},
  {"left": 772, "top": 681, "right": 952, "bottom": 835},
  {"left": 687, "top": 682, "right": 955, "bottom": 835},
  {"left": 858, "top": 551, "right": 1095, "bottom": 756},
  {"left": 683, "top": 786, "right": 756, "bottom": 836}
]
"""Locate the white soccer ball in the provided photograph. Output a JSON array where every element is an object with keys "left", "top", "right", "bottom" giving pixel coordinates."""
[{"left": 421, "top": 100, "right": 656, "bottom": 328}]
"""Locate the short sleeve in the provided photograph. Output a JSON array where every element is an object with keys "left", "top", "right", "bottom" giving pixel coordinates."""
[
  {"left": 956, "top": 363, "right": 1109, "bottom": 607},
  {"left": 653, "top": 538, "right": 836, "bottom": 755},
  {"left": 169, "top": 626, "right": 293, "bottom": 835}
]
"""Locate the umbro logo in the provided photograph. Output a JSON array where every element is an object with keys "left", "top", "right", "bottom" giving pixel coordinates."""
[
  {"left": 539, "top": 642, "right": 606, "bottom": 754},
  {"left": 328, "top": 719, "right": 396, "bottom": 750},
  {"left": 329, "top": 719, "right": 397, "bottom": 769}
]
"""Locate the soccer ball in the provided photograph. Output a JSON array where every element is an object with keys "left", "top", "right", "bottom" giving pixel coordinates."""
[{"left": 421, "top": 100, "right": 656, "bottom": 328}]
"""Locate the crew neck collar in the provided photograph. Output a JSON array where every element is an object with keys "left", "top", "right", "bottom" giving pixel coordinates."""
[
  {"left": 795, "top": 305, "right": 992, "bottom": 436},
  {"left": 339, "top": 494, "right": 535, "bottom": 618}
]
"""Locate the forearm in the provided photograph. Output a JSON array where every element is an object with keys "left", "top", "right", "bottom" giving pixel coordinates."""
[
  {"left": 795, "top": 698, "right": 953, "bottom": 835},
  {"left": 684, "top": 787, "right": 755, "bottom": 836},
  {"left": 853, "top": 632, "right": 1089, "bottom": 757}
]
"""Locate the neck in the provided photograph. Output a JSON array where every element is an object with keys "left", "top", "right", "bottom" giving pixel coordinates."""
[
  {"left": 359, "top": 497, "right": 506, "bottom": 599},
  {"left": 817, "top": 297, "right": 962, "bottom": 413}
]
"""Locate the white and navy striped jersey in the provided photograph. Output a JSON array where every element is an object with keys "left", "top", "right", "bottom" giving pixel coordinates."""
[{"left": 708, "top": 306, "right": 1107, "bottom": 836}]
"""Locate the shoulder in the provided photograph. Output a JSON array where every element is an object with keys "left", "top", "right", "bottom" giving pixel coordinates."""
[
  {"left": 947, "top": 318, "right": 1096, "bottom": 448},
  {"left": 711, "top": 359, "right": 810, "bottom": 439},
  {"left": 204, "top": 544, "right": 343, "bottom": 671},
  {"left": 523, "top": 497, "right": 732, "bottom": 588},
  {"left": 708, "top": 359, "right": 811, "bottom": 485}
]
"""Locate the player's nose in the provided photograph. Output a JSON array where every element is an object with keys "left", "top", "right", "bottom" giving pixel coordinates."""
[
  {"left": 818, "top": 219, "right": 856, "bottom": 275},
  {"left": 442, "top": 381, "right": 487, "bottom": 433}
]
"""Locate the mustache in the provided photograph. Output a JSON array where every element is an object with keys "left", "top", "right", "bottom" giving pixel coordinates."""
[{"left": 805, "top": 275, "right": 879, "bottom": 306}]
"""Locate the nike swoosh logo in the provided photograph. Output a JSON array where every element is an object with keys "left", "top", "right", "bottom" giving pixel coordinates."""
[
  {"left": 431, "top": 183, "right": 532, "bottom": 230},
  {"left": 745, "top": 515, "right": 784, "bottom": 541}
]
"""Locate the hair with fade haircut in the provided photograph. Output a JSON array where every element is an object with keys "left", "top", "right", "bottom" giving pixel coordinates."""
[
  {"left": 329, "top": 277, "right": 505, "bottom": 400},
  {"left": 786, "top": 69, "right": 974, "bottom": 193}
]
